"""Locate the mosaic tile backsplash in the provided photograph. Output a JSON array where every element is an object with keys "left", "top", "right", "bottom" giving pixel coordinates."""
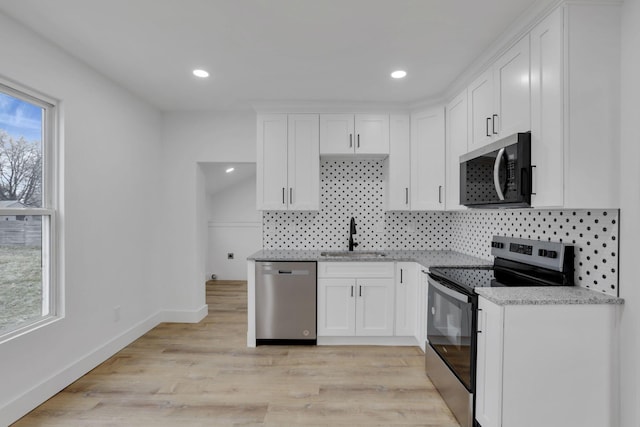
[{"left": 262, "top": 160, "right": 620, "bottom": 296}]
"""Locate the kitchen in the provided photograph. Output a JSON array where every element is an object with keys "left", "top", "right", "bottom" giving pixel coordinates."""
[{"left": 0, "top": 0, "right": 639, "bottom": 426}]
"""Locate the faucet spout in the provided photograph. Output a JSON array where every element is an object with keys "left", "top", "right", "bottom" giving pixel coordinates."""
[{"left": 348, "top": 217, "right": 358, "bottom": 251}]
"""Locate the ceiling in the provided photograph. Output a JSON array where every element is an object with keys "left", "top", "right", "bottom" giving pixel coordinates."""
[
  {"left": 200, "top": 162, "right": 255, "bottom": 196},
  {"left": 0, "top": 0, "right": 545, "bottom": 111}
]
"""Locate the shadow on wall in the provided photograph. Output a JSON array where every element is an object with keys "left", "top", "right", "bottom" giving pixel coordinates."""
[{"left": 201, "top": 162, "right": 261, "bottom": 281}]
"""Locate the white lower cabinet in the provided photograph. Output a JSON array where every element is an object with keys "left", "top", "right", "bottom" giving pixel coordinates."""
[
  {"left": 475, "top": 296, "right": 620, "bottom": 427},
  {"left": 317, "top": 262, "right": 395, "bottom": 337},
  {"left": 415, "top": 268, "right": 429, "bottom": 351},
  {"left": 394, "top": 262, "right": 418, "bottom": 337}
]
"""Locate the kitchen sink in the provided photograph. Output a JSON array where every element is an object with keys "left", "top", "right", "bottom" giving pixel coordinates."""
[{"left": 320, "top": 251, "right": 387, "bottom": 258}]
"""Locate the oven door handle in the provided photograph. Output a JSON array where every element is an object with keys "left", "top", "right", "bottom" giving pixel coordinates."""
[{"left": 428, "top": 277, "right": 471, "bottom": 303}]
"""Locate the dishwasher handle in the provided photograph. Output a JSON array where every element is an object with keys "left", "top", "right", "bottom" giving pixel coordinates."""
[{"left": 264, "top": 269, "right": 310, "bottom": 276}]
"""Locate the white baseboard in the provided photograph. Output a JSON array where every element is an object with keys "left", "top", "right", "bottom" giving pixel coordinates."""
[
  {"left": 0, "top": 311, "right": 163, "bottom": 426},
  {"left": 317, "top": 336, "right": 419, "bottom": 346},
  {"left": 160, "top": 304, "right": 208, "bottom": 323},
  {"left": 1, "top": 304, "right": 210, "bottom": 425}
]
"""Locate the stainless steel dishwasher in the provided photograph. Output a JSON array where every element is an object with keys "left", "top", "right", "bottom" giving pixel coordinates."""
[{"left": 255, "top": 261, "right": 317, "bottom": 345}]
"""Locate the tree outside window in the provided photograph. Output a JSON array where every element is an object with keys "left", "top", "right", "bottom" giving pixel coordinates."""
[{"left": 0, "top": 84, "right": 55, "bottom": 338}]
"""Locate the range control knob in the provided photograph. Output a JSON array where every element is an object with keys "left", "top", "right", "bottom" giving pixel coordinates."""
[{"left": 538, "top": 249, "right": 558, "bottom": 258}]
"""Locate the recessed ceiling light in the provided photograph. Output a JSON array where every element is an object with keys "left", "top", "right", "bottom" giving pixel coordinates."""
[
  {"left": 391, "top": 70, "right": 407, "bottom": 79},
  {"left": 225, "top": 167, "right": 235, "bottom": 173},
  {"left": 193, "top": 69, "right": 210, "bottom": 78}
]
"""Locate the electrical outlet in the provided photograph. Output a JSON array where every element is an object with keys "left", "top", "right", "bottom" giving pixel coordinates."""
[
  {"left": 114, "top": 305, "right": 121, "bottom": 322},
  {"left": 227, "top": 253, "right": 234, "bottom": 259}
]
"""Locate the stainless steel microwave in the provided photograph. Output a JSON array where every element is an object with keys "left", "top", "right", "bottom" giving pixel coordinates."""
[{"left": 460, "top": 132, "right": 532, "bottom": 208}]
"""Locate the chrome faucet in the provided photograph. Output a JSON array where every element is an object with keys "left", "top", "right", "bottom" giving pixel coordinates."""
[{"left": 348, "top": 217, "right": 358, "bottom": 251}]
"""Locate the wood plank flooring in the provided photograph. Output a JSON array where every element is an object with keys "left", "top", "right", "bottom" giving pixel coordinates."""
[{"left": 13, "top": 280, "right": 459, "bottom": 426}]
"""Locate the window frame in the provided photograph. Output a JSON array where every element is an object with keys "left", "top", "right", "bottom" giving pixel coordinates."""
[{"left": 0, "top": 78, "right": 59, "bottom": 343}]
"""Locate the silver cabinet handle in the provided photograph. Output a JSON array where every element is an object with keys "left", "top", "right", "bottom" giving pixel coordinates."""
[
  {"left": 405, "top": 188, "right": 409, "bottom": 205},
  {"left": 492, "top": 114, "right": 499, "bottom": 135},
  {"left": 486, "top": 117, "right": 491, "bottom": 137},
  {"left": 282, "top": 187, "right": 286, "bottom": 204},
  {"left": 359, "top": 286, "right": 362, "bottom": 297},
  {"left": 400, "top": 269, "right": 403, "bottom": 284},
  {"left": 289, "top": 188, "right": 293, "bottom": 204},
  {"left": 357, "top": 134, "right": 360, "bottom": 148},
  {"left": 438, "top": 185, "right": 442, "bottom": 204},
  {"left": 349, "top": 133, "right": 353, "bottom": 148},
  {"left": 351, "top": 285, "right": 354, "bottom": 297},
  {"left": 493, "top": 147, "right": 506, "bottom": 201}
]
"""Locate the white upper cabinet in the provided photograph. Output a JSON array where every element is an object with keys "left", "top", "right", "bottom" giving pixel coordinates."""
[
  {"left": 256, "top": 114, "right": 319, "bottom": 210},
  {"left": 468, "top": 69, "right": 494, "bottom": 149},
  {"left": 411, "top": 107, "right": 445, "bottom": 211},
  {"left": 320, "top": 114, "right": 389, "bottom": 157},
  {"left": 445, "top": 90, "right": 468, "bottom": 210},
  {"left": 256, "top": 114, "right": 289, "bottom": 210},
  {"left": 468, "top": 35, "right": 531, "bottom": 150},
  {"left": 530, "top": 7, "right": 564, "bottom": 208},
  {"left": 529, "top": 3, "right": 620, "bottom": 209},
  {"left": 384, "top": 114, "right": 412, "bottom": 211},
  {"left": 493, "top": 35, "right": 531, "bottom": 138},
  {"left": 288, "top": 114, "right": 321, "bottom": 210}
]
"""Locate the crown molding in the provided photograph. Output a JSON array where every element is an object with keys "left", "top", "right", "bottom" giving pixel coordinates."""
[{"left": 251, "top": 100, "right": 411, "bottom": 115}]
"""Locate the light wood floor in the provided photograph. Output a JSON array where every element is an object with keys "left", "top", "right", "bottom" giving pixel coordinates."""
[{"left": 13, "top": 280, "right": 459, "bottom": 426}]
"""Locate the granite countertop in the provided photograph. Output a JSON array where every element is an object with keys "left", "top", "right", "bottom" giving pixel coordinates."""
[
  {"left": 247, "top": 249, "right": 491, "bottom": 270},
  {"left": 476, "top": 286, "right": 624, "bottom": 306}
]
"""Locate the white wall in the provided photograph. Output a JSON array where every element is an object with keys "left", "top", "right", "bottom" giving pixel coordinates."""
[
  {"left": 619, "top": 0, "right": 640, "bottom": 425},
  {"left": 159, "top": 111, "right": 256, "bottom": 315},
  {"left": 0, "top": 12, "right": 165, "bottom": 425},
  {"left": 207, "top": 174, "right": 261, "bottom": 280}
]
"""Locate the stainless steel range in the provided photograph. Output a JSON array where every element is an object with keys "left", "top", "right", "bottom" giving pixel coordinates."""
[{"left": 425, "top": 236, "right": 574, "bottom": 427}]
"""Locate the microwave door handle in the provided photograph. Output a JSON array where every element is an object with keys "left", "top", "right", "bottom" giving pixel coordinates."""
[{"left": 493, "top": 147, "right": 506, "bottom": 200}]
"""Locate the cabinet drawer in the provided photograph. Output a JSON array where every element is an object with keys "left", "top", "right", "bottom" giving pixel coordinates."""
[{"left": 318, "top": 262, "right": 395, "bottom": 278}]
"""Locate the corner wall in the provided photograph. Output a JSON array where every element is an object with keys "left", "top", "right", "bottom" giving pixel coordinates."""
[
  {"left": 159, "top": 111, "right": 257, "bottom": 313},
  {"left": 618, "top": 0, "right": 640, "bottom": 424},
  {"left": 0, "top": 11, "right": 164, "bottom": 425}
]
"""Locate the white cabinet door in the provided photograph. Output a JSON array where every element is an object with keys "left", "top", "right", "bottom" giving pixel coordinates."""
[
  {"left": 411, "top": 107, "right": 445, "bottom": 211},
  {"left": 394, "top": 262, "right": 418, "bottom": 337},
  {"left": 468, "top": 36, "right": 531, "bottom": 152},
  {"left": 356, "top": 278, "right": 394, "bottom": 336},
  {"left": 288, "top": 114, "right": 320, "bottom": 210},
  {"left": 317, "top": 278, "right": 356, "bottom": 336},
  {"left": 385, "top": 114, "right": 411, "bottom": 211},
  {"left": 354, "top": 114, "right": 390, "bottom": 155},
  {"left": 494, "top": 34, "right": 531, "bottom": 138},
  {"left": 468, "top": 68, "right": 494, "bottom": 150},
  {"left": 320, "top": 114, "right": 354, "bottom": 155},
  {"left": 530, "top": 7, "right": 564, "bottom": 208},
  {"left": 257, "top": 114, "right": 288, "bottom": 210},
  {"left": 445, "top": 90, "right": 468, "bottom": 210},
  {"left": 475, "top": 297, "right": 505, "bottom": 427},
  {"left": 320, "top": 114, "right": 389, "bottom": 156}
]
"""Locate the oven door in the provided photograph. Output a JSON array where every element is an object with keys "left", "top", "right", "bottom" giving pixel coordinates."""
[{"left": 427, "top": 277, "right": 476, "bottom": 391}]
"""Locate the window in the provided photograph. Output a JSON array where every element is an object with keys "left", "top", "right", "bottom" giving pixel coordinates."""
[{"left": 0, "top": 81, "right": 56, "bottom": 340}]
